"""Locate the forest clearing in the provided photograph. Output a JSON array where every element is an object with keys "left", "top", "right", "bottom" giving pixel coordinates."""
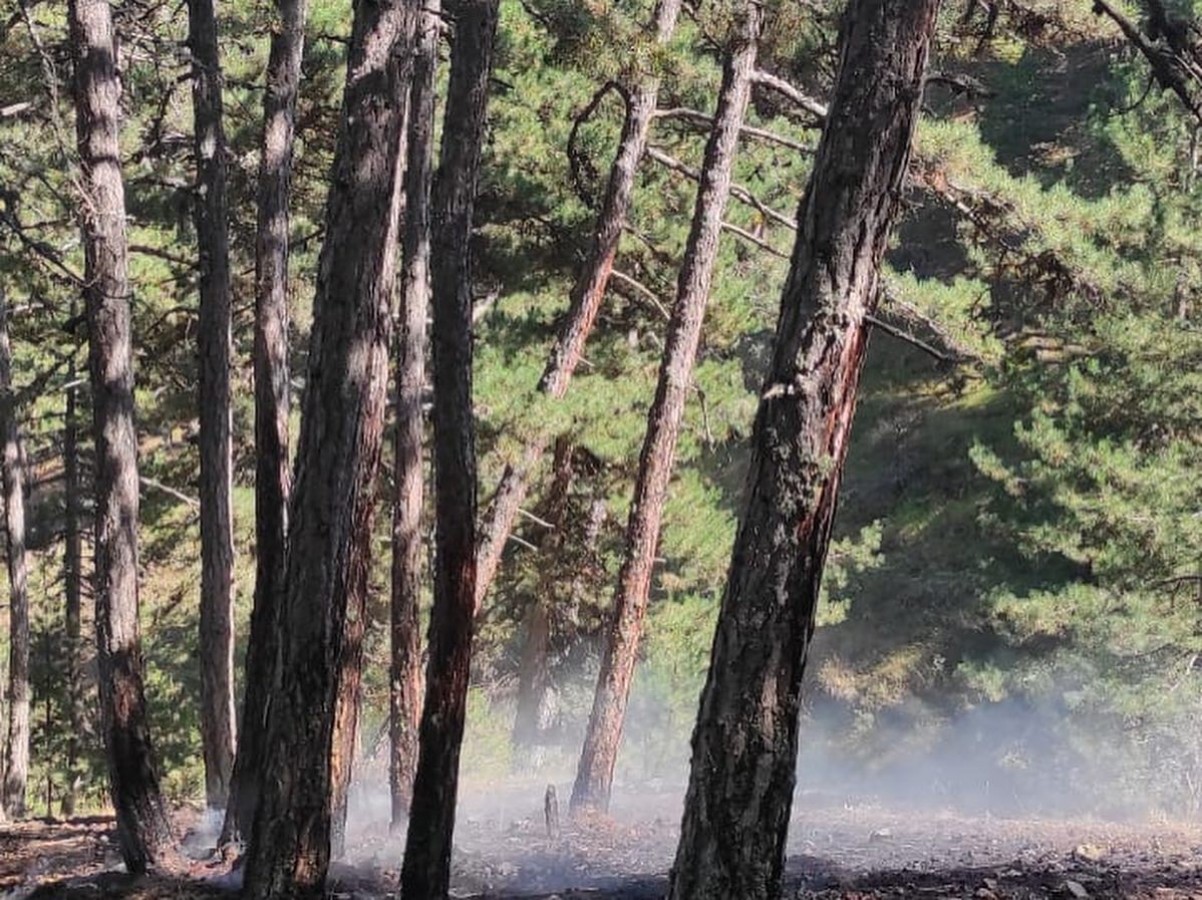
[
  {"left": 6, "top": 785, "right": 1202, "bottom": 898},
  {"left": 2, "top": 0, "right": 1202, "bottom": 896}
]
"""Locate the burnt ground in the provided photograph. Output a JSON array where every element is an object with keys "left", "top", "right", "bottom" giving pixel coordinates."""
[{"left": 4, "top": 786, "right": 1201, "bottom": 899}]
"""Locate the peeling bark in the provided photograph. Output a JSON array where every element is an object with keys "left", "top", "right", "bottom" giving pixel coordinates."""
[
  {"left": 69, "top": 0, "right": 174, "bottom": 870},
  {"left": 241, "top": 0, "right": 416, "bottom": 893},
  {"left": 570, "top": 0, "right": 762, "bottom": 816},
  {"left": 473, "top": 0, "right": 683, "bottom": 610},
  {"left": 513, "top": 437, "right": 574, "bottom": 750},
  {"left": 0, "top": 290, "right": 29, "bottom": 820},
  {"left": 400, "top": 1, "right": 498, "bottom": 895},
  {"left": 221, "top": 0, "right": 305, "bottom": 847},
  {"left": 62, "top": 310, "right": 84, "bottom": 818},
  {"left": 389, "top": 0, "right": 440, "bottom": 829},
  {"left": 186, "top": 0, "right": 237, "bottom": 811},
  {"left": 669, "top": 1, "right": 940, "bottom": 896}
]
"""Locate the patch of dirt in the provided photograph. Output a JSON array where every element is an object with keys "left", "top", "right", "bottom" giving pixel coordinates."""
[{"left": 4, "top": 791, "right": 1201, "bottom": 899}]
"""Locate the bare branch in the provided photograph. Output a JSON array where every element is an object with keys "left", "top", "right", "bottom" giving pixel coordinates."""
[
  {"left": 751, "top": 69, "right": 829, "bottom": 120},
  {"left": 655, "top": 107, "right": 813, "bottom": 153},
  {"left": 610, "top": 269, "right": 671, "bottom": 321},
  {"left": 645, "top": 145, "right": 797, "bottom": 230}
]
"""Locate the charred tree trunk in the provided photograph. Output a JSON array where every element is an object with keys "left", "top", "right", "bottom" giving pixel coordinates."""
[
  {"left": 240, "top": 0, "right": 414, "bottom": 892},
  {"left": 62, "top": 312, "right": 84, "bottom": 818},
  {"left": 220, "top": 0, "right": 305, "bottom": 847},
  {"left": 389, "top": 0, "right": 440, "bottom": 830},
  {"left": 0, "top": 290, "right": 29, "bottom": 819},
  {"left": 69, "top": 0, "right": 174, "bottom": 870},
  {"left": 512, "top": 437, "right": 575, "bottom": 750},
  {"left": 399, "top": 2, "right": 497, "bottom": 895},
  {"left": 473, "top": 0, "right": 682, "bottom": 609},
  {"left": 187, "top": 0, "right": 237, "bottom": 811},
  {"left": 569, "top": 0, "right": 761, "bottom": 816},
  {"left": 669, "top": 1, "right": 939, "bottom": 896}
]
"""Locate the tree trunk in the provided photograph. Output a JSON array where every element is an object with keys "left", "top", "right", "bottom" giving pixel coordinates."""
[
  {"left": 399, "top": 2, "right": 497, "bottom": 895},
  {"left": 69, "top": 0, "right": 174, "bottom": 870},
  {"left": 240, "top": 0, "right": 414, "bottom": 893},
  {"left": 389, "top": 0, "right": 440, "bottom": 830},
  {"left": 0, "top": 290, "right": 30, "bottom": 819},
  {"left": 473, "top": 0, "right": 682, "bottom": 610},
  {"left": 221, "top": 0, "right": 304, "bottom": 847},
  {"left": 187, "top": 0, "right": 237, "bottom": 811},
  {"left": 569, "top": 0, "right": 761, "bottom": 816},
  {"left": 62, "top": 310, "right": 84, "bottom": 818},
  {"left": 512, "top": 437, "right": 574, "bottom": 750},
  {"left": 668, "top": 1, "right": 939, "bottom": 896}
]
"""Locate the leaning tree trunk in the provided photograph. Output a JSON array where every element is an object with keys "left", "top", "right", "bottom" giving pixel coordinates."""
[
  {"left": 240, "top": 0, "right": 414, "bottom": 893},
  {"left": 512, "top": 437, "right": 574, "bottom": 750},
  {"left": 62, "top": 309, "right": 84, "bottom": 818},
  {"left": 399, "top": 2, "right": 497, "bottom": 895},
  {"left": 389, "top": 0, "right": 440, "bottom": 830},
  {"left": 668, "top": 1, "right": 940, "bottom": 896},
  {"left": 219, "top": 0, "right": 305, "bottom": 848},
  {"left": 473, "top": 0, "right": 682, "bottom": 609},
  {"left": 0, "top": 290, "right": 30, "bottom": 819},
  {"left": 68, "top": 0, "right": 174, "bottom": 871},
  {"left": 187, "top": 0, "right": 237, "bottom": 811},
  {"left": 569, "top": 0, "right": 761, "bottom": 816}
]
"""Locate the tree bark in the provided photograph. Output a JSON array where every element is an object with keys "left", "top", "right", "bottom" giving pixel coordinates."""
[
  {"left": 389, "top": 0, "right": 440, "bottom": 830},
  {"left": 512, "top": 437, "right": 574, "bottom": 750},
  {"left": 221, "top": 0, "right": 304, "bottom": 847},
  {"left": 569, "top": 0, "right": 761, "bottom": 816},
  {"left": 0, "top": 290, "right": 30, "bottom": 819},
  {"left": 187, "top": 0, "right": 236, "bottom": 811},
  {"left": 69, "top": 0, "right": 174, "bottom": 870},
  {"left": 62, "top": 311, "right": 84, "bottom": 818},
  {"left": 239, "top": 0, "right": 415, "bottom": 892},
  {"left": 399, "top": 1, "right": 497, "bottom": 895},
  {"left": 473, "top": 0, "right": 683, "bottom": 610},
  {"left": 668, "top": 1, "right": 939, "bottom": 896}
]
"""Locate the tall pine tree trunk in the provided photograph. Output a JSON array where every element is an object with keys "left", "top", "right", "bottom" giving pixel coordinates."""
[
  {"left": 69, "top": 0, "right": 173, "bottom": 870},
  {"left": 240, "top": 0, "right": 415, "bottom": 893},
  {"left": 399, "top": 2, "right": 497, "bottom": 894},
  {"left": 0, "top": 290, "right": 29, "bottom": 819},
  {"left": 669, "top": 1, "right": 939, "bottom": 896},
  {"left": 187, "top": 0, "right": 237, "bottom": 811},
  {"left": 512, "top": 437, "right": 574, "bottom": 750},
  {"left": 473, "top": 0, "right": 682, "bottom": 609},
  {"left": 221, "top": 0, "right": 304, "bottom": 846},
  {"left": 569, "top": 0, "right": 761, "bottom": 816},
  {"left": 62, "top": 311, "right": 84, "bottom": 818},
  {"left": 389, "top": 0, "right": 440, "bottom": 830}
]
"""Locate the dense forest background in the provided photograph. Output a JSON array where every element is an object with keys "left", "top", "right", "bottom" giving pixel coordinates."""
[{"left": 1, "top": 0, "right": 1200, "bottom": 823}]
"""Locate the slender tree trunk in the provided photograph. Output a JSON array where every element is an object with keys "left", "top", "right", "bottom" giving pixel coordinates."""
[
  {"left": 399, "top": 2, "right": 497, "bottom": 895},
  {"left": 389, "top": 0, "right": 440, "bottom": 830},
  {"left": 187, "top": 0, "right": 237, "bottom": 811},
  {"left": 512, "top": 437, "right": 573, "bottom": 749},
  {"left": 62, "top": 314, "right": 84, "bottom": 818},
  {"left": 569, "top": 1, "right": 761, "bottom": 816},
  {"left": 669, "top": 2, "right": 939, "bottom": 896},
  {"left": 0, "top": 290, "right": 30, "bottom": 820},
  {"left": 69, "top": 0, "right": 173, "bottom": 870},
  {"left": 240, "top": 0, "right": 415, "bottom": 893},
  {"left": 220, "top": 0, "right": 304, "bottom": 847},
  {"left": 473, "top": 0, "right": 683, "bottom": 609}
]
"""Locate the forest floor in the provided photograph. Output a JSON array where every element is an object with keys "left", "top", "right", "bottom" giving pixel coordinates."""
[{"left": 4, "top": 785, "right": 1201, "bottom": 899}]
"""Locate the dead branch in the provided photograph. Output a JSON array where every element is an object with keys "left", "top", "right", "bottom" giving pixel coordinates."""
[
  {"left": 645, "top": 145, "right": 797, "bottom": 230},
  {"left": 654, "top": 107, "right": 813, "bottom": 154},
  {"left": 139, "top": 475, "right": 199, "bottom": 508},
  {"left": 610, "top": 269, "right": 671, "bottom": 321},
  {"left": 751, "top": 68, "right": 829, "bottom": 119},
  {"left": 1092, "top": 0, "right": 1202, "bottom": 124}
]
